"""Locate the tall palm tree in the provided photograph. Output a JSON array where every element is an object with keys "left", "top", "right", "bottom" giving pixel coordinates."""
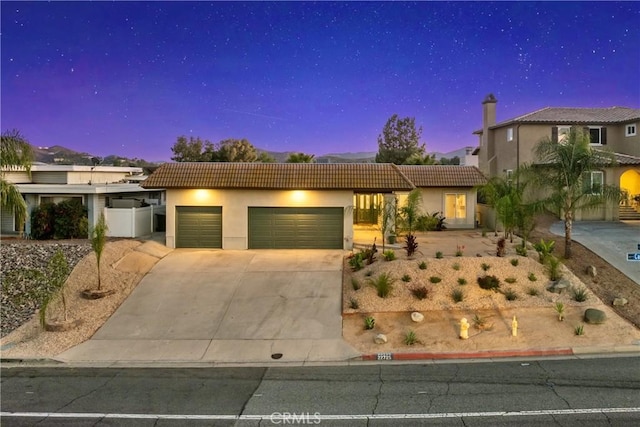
[
  {"left": 531, "top": 129, "right": 619, "bottom": 259},
  {"left": 1, "top": 130, "right": 33, "bottom": 235}
]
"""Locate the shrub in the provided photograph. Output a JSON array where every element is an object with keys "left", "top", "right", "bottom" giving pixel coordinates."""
[
  {"left": 435, "top": 251, "right": 443, "bottom": 259},
  {"left": 368, "top": 272, "right": 395, "bottom": 298},
  {"left": 527, "top": 287, "right": 539, "bottom": 296},
  {"left": 30, "top": 203, "right": 56, "bottom": 240},
  {"left": 572, "top": 286, "right": 589, "bottom": 302},
  {"left": 554, "top": 302, "right": 565, "bottom": 321},
  {"left": 404, "top": 234, "right": 419, "bottom": 258},
  {"left": 411, "top": 286, "right": 428, "bottom": 300},
  {"left": 383, "top": 250, "right": 396, "bottom": 261},
  {"left": 429, "top": 276, "right": 442, "bottom": 284},
  {"left": 477, "top": 275, "right": 500, "bottom": 291},
  {"left": 545, "top": 256, "right": 563, "bottom": 281},
  {"left": 451, "top": 289, "right": 465, "bottom": 303},
  {"left": 415, "top": 214, "right": 439, "bottom": 232},
  {"left": 457, "top": 277, "right": 467, "bottom": 285},
  {"left": 505, "top": 277, "right": 517, "bottom": 284},
  {"left": 364, "top": 316, "right": 375, "bottom": 330},
  {"left": 91, "top": 213, "right": 108, "bottom": 290},
  {"left": 481, "top": 263, "right": 491, "bottom": 272},
  {"left": 575, "top": 324, "right": 585, "bottom": 336},
  {"left": 496, "top": 238, "right": 506, "bottom": 257},
  {"left": 534, "top": 239, "right": 555, "bottom": 263},
  {"left": 515, "top": 246, "right": 528, "bottom": 257},
  {"left": 351, "top": 278, "right": 361, "bottom": 291},
  {"left": 365, "top": 270, "right": 373, "bottom": 277},
  {"left": 510, "top": 258, "right": 519, "bottom": 266},
  {"left": 349, "top": 253, "right": 364, "bottom": 271},
  {"left": 401, "top": 274, "right": 411, "bottom": 282},
  {"left": 39, "top": 249, "right": 71, "bottom": 328},
  {"left": 349, "top": 298, "right": 359, "bottom": 309},
  {"left": 418, "top": 261, "right": 427, "bottom": 270},
  {"left": 452, "top": 262, "right": 460, "bottom": 271},
  {"left": 528, "top": 272, "right": 537, "bottom": 282},
  {"left": 54, "top": 199, "right": 89, "bottom": 239},
  {"left": 404, "top": 330, "right": 418, "bottom": 345},
  {"left": 503, "top": 288, "right": 518, "bottom": 301},
  {"left": 455, "top": 245, "right": 465, "bottom": 257}
]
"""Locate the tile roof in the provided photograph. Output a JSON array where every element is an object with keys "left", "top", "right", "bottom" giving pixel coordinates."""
[
  {"left": 142, "top": 162, "right": 417, "bottom": 191},
  {"left": 600, "top": 151, "right": 640, "bottom": 166},
  {"left": 396, "top": 165, "right": 487, "bottom": 187},
  {"left": 495, "top": 106, "right": 640, "bottom": 128}
]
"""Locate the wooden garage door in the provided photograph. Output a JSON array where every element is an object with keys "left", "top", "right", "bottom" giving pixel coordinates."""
[
  {"left": 248, "top": 207, "right": 343, "bottom": 249},
  {"left": 175, "top": 206, "right": 222, "bottom": 248}
]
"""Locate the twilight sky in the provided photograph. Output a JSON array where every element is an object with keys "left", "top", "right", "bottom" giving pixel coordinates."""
[{"left": 2, "top": 1, "right": 639, "bottom": 161}]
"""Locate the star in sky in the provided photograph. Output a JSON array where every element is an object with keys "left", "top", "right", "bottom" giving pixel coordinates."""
[{"left": 1, "top": 1, "right": 638, "bottom": 161}]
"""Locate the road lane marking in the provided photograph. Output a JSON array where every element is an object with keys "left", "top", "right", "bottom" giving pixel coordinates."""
[{"left": 2, "top": 407, "right": 640, "bottom": 420}]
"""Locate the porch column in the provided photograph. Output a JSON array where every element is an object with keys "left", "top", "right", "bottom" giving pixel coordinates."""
[{"left": 383, "top": 193, "right": 397, "bottom": 241}]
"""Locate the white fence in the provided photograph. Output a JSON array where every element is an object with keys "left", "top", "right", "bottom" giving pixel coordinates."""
[{"left": 104, "top": 205, "right": 166, "bottom": 238}]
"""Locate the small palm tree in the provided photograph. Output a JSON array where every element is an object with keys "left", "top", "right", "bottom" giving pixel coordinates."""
[
  {"left": 399, "top": 188, "right": 422, "bottom": 234},
  {"left": 286, "top": 152, "right": 315, "bottom": 163},
  {"left": 531, "top": 129, "right": 620, "bottom": 258},
  {"left": 91, "top": 213, "right": 108, "bottom": 290},
  {"left": 1, "top": 130, "right": 34, "bottom": 235}
]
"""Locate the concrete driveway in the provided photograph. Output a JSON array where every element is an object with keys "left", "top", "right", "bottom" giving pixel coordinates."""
[
  {"left": 59, "top": 249, "right": 360, "bottom": 364},
  {"left": 550, "top": 221, "right": 640, "bottom": 284}
]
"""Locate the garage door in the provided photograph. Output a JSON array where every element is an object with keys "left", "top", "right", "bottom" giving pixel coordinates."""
[
  {"left": 248, "top": 207, "right": 343, "bottom": 249},
  {"left": 176, "top": 206, "right": 222, "bottom": 248}
]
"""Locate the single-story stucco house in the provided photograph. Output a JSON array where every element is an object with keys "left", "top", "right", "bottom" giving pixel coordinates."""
[{"left": 142, "top": 162, "right": 486, "bottom": 250}]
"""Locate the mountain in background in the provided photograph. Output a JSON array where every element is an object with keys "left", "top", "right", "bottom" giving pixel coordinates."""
[{"left": 30, "top": 144, "right": 475, "bottom": 166}]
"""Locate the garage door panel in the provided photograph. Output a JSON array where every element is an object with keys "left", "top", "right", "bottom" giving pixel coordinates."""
[
  {"left": 176, "top": 206, "right": 222, "bottom": 248},
  {"left": 249, "top": 207, "right": 343, "bottom": 249}
]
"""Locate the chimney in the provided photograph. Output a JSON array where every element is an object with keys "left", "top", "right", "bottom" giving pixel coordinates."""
[
  {"left": 482, "top": 93, "right": 497, "bottom": 130},
  {"left": 478, "top": 94, "right": 497, "bottom": 176}
]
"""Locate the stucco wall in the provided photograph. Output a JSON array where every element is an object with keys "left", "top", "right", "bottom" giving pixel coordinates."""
[
  {"left": 166, "top": 189, "right": 354, "bottom": 250},
  {"left": 419, "top": 188, "right": 477, "bottom": 229}
]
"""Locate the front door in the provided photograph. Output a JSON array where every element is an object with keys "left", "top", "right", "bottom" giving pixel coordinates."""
[{"left": 354, "top": 193, "right": 379, "bottom": 224}]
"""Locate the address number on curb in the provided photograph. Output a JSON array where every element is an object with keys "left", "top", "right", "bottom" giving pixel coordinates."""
[
  {"left": 627, "top": 253, "right": 640, "bottom": 261},
  {"left": 377, "top": 353, "right": 393, "bottom": 361}
]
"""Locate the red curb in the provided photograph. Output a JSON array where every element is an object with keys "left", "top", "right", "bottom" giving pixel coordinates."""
[{"left": 361, "top": 348, "right": 574, "bottom": 361}]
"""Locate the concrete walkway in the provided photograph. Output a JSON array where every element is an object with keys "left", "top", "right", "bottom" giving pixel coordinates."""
[
  {"left": 58, "top": 249, "right": 360, "bottom": 365},
  {"left": 550, "top": 221, "right": 640, "bottom": 284}
]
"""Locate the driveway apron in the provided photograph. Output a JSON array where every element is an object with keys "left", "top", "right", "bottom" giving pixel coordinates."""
[{"left": 58, "top": 249, "right": 360, "bottom": 364}]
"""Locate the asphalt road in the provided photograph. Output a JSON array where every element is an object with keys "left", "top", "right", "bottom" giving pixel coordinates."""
[{"left": 2, "top": 356, "right": 639, "bottom": 426}]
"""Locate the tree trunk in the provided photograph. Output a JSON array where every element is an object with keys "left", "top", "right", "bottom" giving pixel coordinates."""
[{"left": 564, "top": 212, "right": 573, "bottom": 259}]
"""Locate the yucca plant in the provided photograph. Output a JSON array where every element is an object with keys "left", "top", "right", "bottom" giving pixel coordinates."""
[
  {"left": 575, "top": 324, "right": 585, "bottom": 336},
  {"left": 404, "top": 330, "right": 418, "bottom": 345},
  {"left": 554, "top": 302, "right": 565, "bottom": 321},
  {"left": 503, "top": 288, "right": 518, "bottom": 301},
  {"left": 368, "top": 272, "right": 395, "bottom": 298},
  {"left": 364, "top": 316, "right": 375, "bottom": 330},
  {"left": 451, "top": 289, "right": 465, "bottom": 303},
  {"left": 571, "top": 286, "right": 588, "bottom": 302},
  {"left": 534, "top": 238, "right": 555, "bottom": 263}
]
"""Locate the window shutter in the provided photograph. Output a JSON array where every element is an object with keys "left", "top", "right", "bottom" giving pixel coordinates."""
[
  {"left": 552, "top": 127, "right": 558, "bottom": 143},
  {"left": 601, "top": 127, "right": 607, "bottom": 145}
]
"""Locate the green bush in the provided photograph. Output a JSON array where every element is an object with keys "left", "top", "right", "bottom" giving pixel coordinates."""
[
  {"left": 351, "top": 278, "right": 361, "bottom": 291},
  {"left": 457, "top": 277, "right": 467, "bottom": 285},
  {"left": 452, "top": 262, "right": 460, "bottom": 271},
  {"left": 503, "top": 288, "right": 518, "bottom": 301},
  {"left": 527, "top": 287, "right": 539, "bottom": 296},
  {"left": 435, "top": 251, "right": 443, "bottom": 259},
  {"left": 505, "top": 277, "right": 517, "bottom": 284},
  {"left": 364, "top": 316, "right": 375, "bottom": 330},
  {"left": 401, "top": 274, "right": 411, "bottom": 282},
  {"left": 404, "top": 330, "right": 418, "bottom": 345},
  {"left": 545, "top": 256, "right": 563, "bottom": 281},
  {"left": 349, "top": 297, "right": 359, "bottom": 309},
  {"left": 30, "top": 203, "right": 56, "bottom": 240},
  {"left": 515, "top": 246, "right": 528, "bottom": 257},
  {"left": 451, "top": 289, "right": 465, "bottom": 303},
  {"left": 383, "top": 250, "right": 396, "bottom": 261},
  {"left": 510, "top": 258, "right": 519, "bottom": 266},
  {"left": 368, "top": 272, "right": 395, "bottom": 298},
  {"left": 415, "top": 215, "right": 439, "bottom": 232},
  {"left": 481, "top": 263, "right": 491, "bottom": 272},
  {"left": 572, "top": 286, "right": 589, "bottom": 302},
  {"left": 477, "top": 275, "right": 501, "bottom": 291},
  {"left": 54, "top": 199, "right": 88, "bottom": 239},
  {"left": 429, "top": 276, "right": 442, "bottom": 284},
  {"left": 528, "top": 272, "right": 537, "bottom": 282},
  {"left": 418, "top": 261, "right": 427, "bottom": 270},
  {"left": 348, "top": 253, "right": 364, "bottom": 271}
]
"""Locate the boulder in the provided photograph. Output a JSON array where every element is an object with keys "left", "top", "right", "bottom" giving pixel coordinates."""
[
  {"left": 374, "top": 334, "right": 387, "bottom": 344},
  {"left": 585, "top": 265, "right": 597, "bottom": 278},
  {"left": 547, "top": 279, "right": 570, "bottom": 294},
  {"left": 411, "top": 312, "right": 424, "bottom": 323},
  {"left": 613, "top": 297, "right": 628, "bottom": 307},
  {"left": 584, "top": 308, "right": 607, "bottom": 324}
]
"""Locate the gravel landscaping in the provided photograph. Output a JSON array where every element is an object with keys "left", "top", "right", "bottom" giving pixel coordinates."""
[{"left": 1, "top": 241, "right": 92, "bottom": 337}]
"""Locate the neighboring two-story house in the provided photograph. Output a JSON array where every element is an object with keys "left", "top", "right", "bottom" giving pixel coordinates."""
[{"left": 474, "top": 94, "right": 640, "bottom": 221}]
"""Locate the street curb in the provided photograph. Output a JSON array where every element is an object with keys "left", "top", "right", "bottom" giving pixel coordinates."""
[{"left": 361, "top": 348, "right": 574, "bottom": 361}]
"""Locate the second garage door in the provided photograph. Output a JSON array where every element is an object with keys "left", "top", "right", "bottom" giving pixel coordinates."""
[
  {"left": 248, "top": 207, "right": 343, "bottom": 249},
  {"left": 176, "top": 206, "right": 222, "bottom": 248}
]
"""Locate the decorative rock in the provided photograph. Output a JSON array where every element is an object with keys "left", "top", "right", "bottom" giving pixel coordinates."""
[
  {"left": 584, "top": 308, "right": 607, "bottom": 324},
  {"left": 411, "top": 312, "right": 424, "bottom": 323},
  {"left": 585, "top": 265, "right": 597, "bottom": 278},
  {"left": 613, "top": 297, "right": 628, "bottom": 307},
  {"left": 374, "top": 334, "right": 387, "bottom": 344},
  {"left": 547, "top": 279, "right": 570, "bottom": 294}
]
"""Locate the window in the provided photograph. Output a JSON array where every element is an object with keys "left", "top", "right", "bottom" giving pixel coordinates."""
[
  {"left": 626, "top": 124, "right": 637, "bottom": 137},
  {"left": 582, "top": 171, "right": 603, "bottom": 195},
  {"left": 588, "top": 126, "right": 607, "bottom": 145},
  {"left": 445, "top": 194, "right": 467, "bottom": 220},
  {"left": 507, "top": 127, "right": 513, "bottom": 142},
  {"left": 505, "top": 169, "right": 514, "bottom": 184},
  {"left": 40, "top": 195, "right": 84, "bottom": 205},
  {"left": 552, "top": 126, "right": 571, "bottom": 143}
]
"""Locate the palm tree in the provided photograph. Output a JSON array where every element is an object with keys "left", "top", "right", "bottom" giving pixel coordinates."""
[
  {"left": 531, "top": 129, "right": 619, "bottom": 258},
  {"left": 478, "top": 175, "right": 514, "bottom": 237},
  {"left": 1, "top": 130, "right": 33, "bottom": 235},
  {"left": 286, "top": 152, "right": 315, "bottom": 163}
]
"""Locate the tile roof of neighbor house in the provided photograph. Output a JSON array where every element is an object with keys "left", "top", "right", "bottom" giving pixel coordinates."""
[
  {"left": 142, "top": 162, "right": 417, "bottom": 191},
  {"left": 533, "top": 149, "right": 640, "bottom": 166},
  {"left": 396, "top": 165, "right": 487, "bottom": 187},
  {"left": 495, "top": 106, "right": 640, "bottom": 128}
]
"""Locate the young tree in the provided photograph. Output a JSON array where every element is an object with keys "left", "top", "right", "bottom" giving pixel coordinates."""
[
  {"left": 531, "top": 129, "right": 620, "bottom": 258},
  {"left": 257, "top": 152, "right": 277, "bottom": 163},
  {"left": 170, "top": 136, "right": 214, "bottom": 162},
  {"left": 399, "top": 189, "right": 423, "bottom": 234},
  {"left": 91, "top": 213, "right": 108, "bottom": 291},
  {"left": 1, "top": 130, "right": 34, "bottom": 234},
  {"left": 214, "top": 139, "right": 258, "bottom": 162},
  {"left": 378, "top": 197, "right": 397, "bottom": 252},
  {"left": 375, "top": 115, "right": 425, "bottom": 164},
  {"left": 286, "top": 152, "right": 315, "bottom": 163}
]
